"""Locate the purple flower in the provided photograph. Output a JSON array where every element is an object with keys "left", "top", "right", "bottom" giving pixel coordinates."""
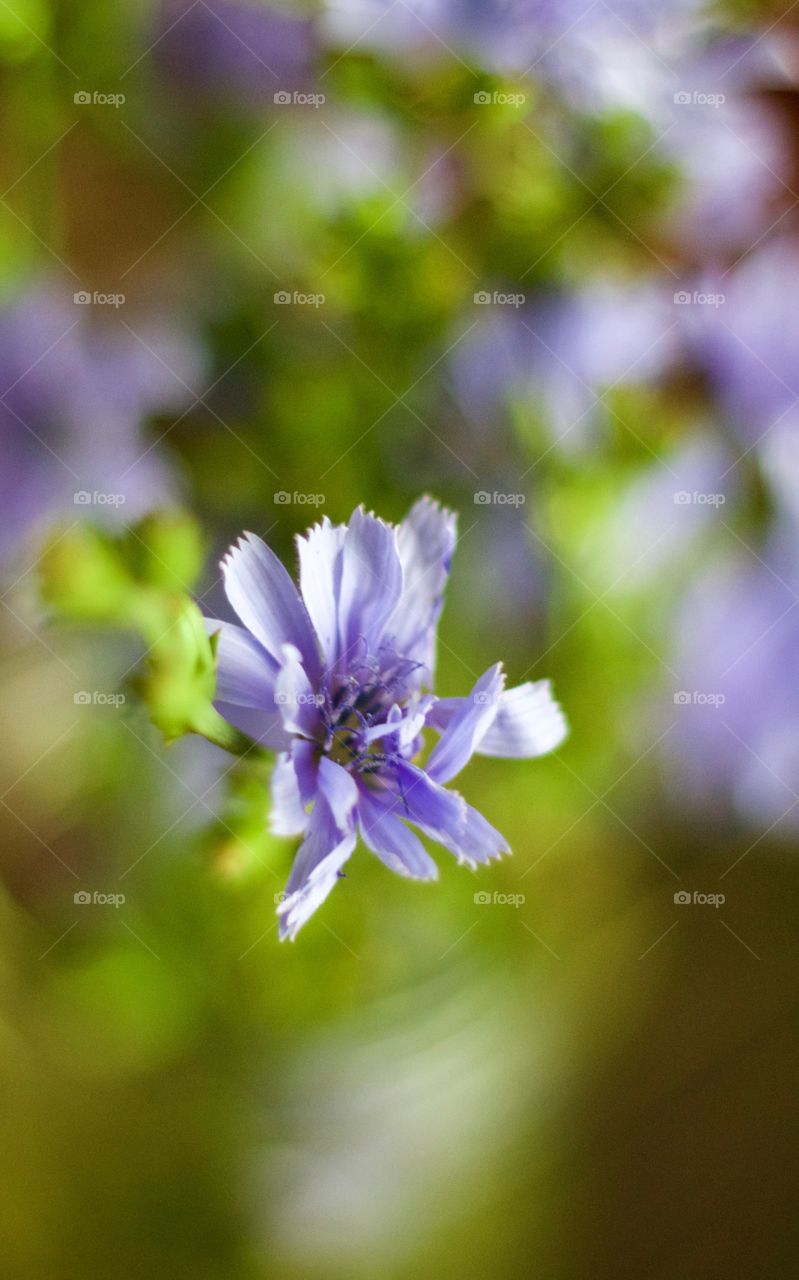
[
  {"left": 668, "top": 522, "right": 799, "bottom": 833},
  {"left": 156, "top": 0, "right": 316, "bottom": 107},
  {"left": 206, "top": 499, "right": 567, "bottom": 937},
  {"left": 0, "top": 283, "right": 204, "bottom": 569},
  {"left": 451, "top": 282, "right": 678, "bottom": 452}
]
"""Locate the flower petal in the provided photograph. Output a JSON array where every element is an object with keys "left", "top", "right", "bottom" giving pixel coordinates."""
[
  {"left": 389, "top": 760, "right": 467, "bottom": 845},
  {"left": 277, "top": 755, "right": 358, "bottom": 939},
  {"left": 337, "top": 507, "right": 404, "bottom": 665},
  {"left": 221, "top": 532, "right": 321, "bottom": 679},
  {"left": 274, "top": 643, "right": 323, "bottom": 738},
  {"left": 296, "top": 516, "right": 345, "bottom": 667},
  {"left": 387, "top": 497, "right": 457, "bottom": 680},
  {"left": 429, "top": 679, "right": 567, "bottom": 760},
  {"left": 437, "top": 800, "right": 509, "bottom": 868},
  {"left": 476, "top": 679, "right": 567, "bottom": 758},
  {"left": 212, "top": 701, "right": 291, "bottom": 751},
  {"left": 204, "top": 618, "right": 277, "bottom": 705},
  {"left": 357, "top": 786, "right": 439, "bottom": 880},
  {"left": 426, "top": 663, "right": 504, "bottom": 784},
  {"left": 317, "top": 754, "right": 359, "bottom": 830},
  {"left": 292, "top": 738, "right": 319, "bottom": 807},
  {"left": 277, "top": 797, "right": 356, "bottom": 940},
  {"left": 270, "top": 750, "right": 309, "bottom": 837},
  {"left": 387, "top": 762, "right": 507, "bottom": 868}
]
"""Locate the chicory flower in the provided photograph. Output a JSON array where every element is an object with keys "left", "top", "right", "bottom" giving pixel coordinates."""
[{"left": 206, "top": 499, "right": 567, "bottom": 938}]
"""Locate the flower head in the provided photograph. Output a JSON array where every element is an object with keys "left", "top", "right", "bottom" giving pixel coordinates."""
[{"left": 206, "top": 499, "right": 567, "bottom": 938}]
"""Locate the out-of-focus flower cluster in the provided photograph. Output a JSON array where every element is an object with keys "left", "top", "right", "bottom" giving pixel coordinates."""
[{"left": 4, "top": 0, "right": 799, "bottom": 873}]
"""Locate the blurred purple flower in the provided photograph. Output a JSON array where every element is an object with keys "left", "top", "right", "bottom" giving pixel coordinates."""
[
  {"left": 597, "top": 436, "right": 737, "bottom": 592},
  {"left": 205, "top": 498, "right": 567, "bottom": 937},
  {"left": 0, "top": 284, "right": 204, "bottom": 565},
  {"left": 665, "top": 98, "right": 788, "bottom": 257},
  {"left": 157, "top": 0, "right": 316, "bottom": 106},
  {"left": 633, "top": 38, "right": 792, "bottom": 257},
  {"left": 322, "top": 0, "right": 702, "bottom": 103},
  {"left": 451, "top": 281, "right": 678, "bottom": 451},
  {"left": 685, "top": 236, "right": 799, "bottom": 446},
  {"left": 669, "top": 521, "right": 799, "bottom": 832}
]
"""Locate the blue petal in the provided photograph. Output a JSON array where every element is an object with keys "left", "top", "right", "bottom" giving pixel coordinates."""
[
  {"left": 317, "top": 755, "right": 359, "bottom": 829},
  {"left": 437, "top": 800, "right": 509, "bottom": 868},
  {"left": 221, "top": 532, "right": 321, "bottom": 680},
  {"left": 430, "top": 679, "right": 568, "bottom": 760},
  {"left": 358, "top": 786, "right": 439, "bottom": 880},
  {"left": 476, "top": 680, "right": 568, "bottom": 758},
  {"left": 426, "top": 663, "right": 504, "bottom": 784},
  {"left": 270, "top": 751, "right": 309, "bottom": 837},
  {"left": 337, "top": 507, "right": 404, "bottom": 666},
  {"left": 277, "top": 797, "right": 356, "bottom": 940},
  {"left": 387, "top": 761, "right": 507, "bottom": 869},
  {"left": 386, "top": 497, "right": 457, "bottom": 681},
  {"left": 205, "top": 618, "right": 289, "bottom": 748},
  {"left": 389, "top": 760, "right": 467, "bottom": 844},
  {"left": 296, "top": 516, "right": 345, "bottom": 667},
  {"left": 277, "top": 755, "right": 358, "bottom": 939},
  {"left": 212, "top": 701, "right": 291, "bottom": 751},
  {"left": 274, "top": 643, "right": 323, "bottom": 738},
  {"left": 292, "top": 738, "right": 319, "bottom": 807},
  {"left": 204, "top": 618, "right": 277, "bottom": 705}
]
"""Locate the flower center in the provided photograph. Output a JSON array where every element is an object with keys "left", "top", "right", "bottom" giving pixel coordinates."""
[{"left": 318, "top": 653, "right": 424, "bottom": 775}]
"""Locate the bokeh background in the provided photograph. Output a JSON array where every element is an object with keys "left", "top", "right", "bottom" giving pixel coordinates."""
[{"left": 1, "top": 1, "right": 798, "bottom": 1276}]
